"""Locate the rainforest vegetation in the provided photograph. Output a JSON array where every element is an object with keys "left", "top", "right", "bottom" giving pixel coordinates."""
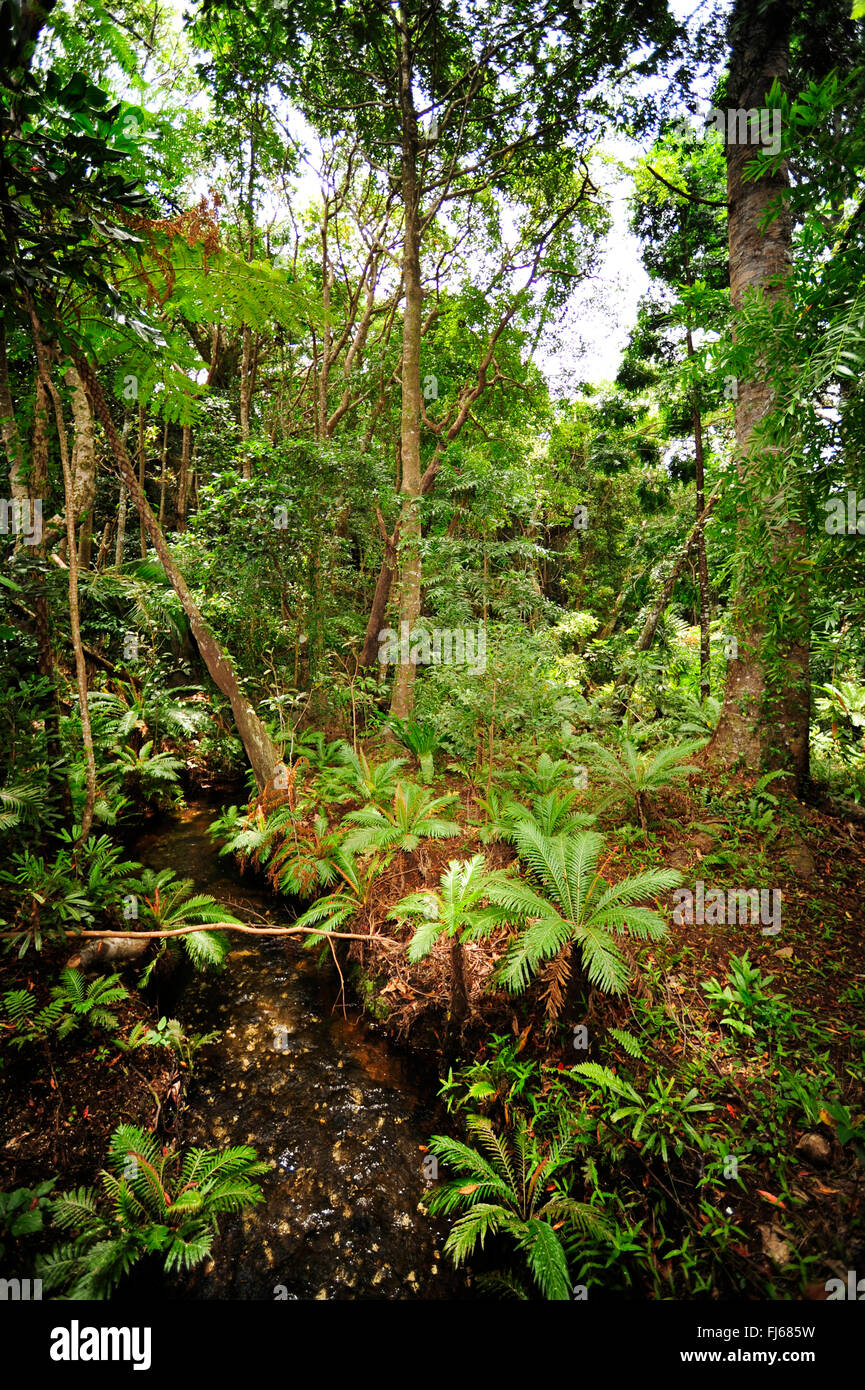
[{"left": 1, "top": 0, "right": 865, "bottom": 1308}]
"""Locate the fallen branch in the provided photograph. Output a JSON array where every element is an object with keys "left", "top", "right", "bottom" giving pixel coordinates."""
[{"left": 0, "top": 922, "right": 399, "bottom": 946}]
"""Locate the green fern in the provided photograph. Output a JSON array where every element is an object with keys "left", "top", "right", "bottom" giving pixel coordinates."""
[
  {"left": 389, "top": 854, "right": 505, "bottom": 1025},
  {"left": 579, "top": 735, "right": 706, "bottom": 829},
  {"left": 386, "top": 720, "right": 443, "bottom": 783},
  {"left": 427, "top": 1113, "right": 605, "bottom": 1300},
  {"left": 484, "top": 825, "right": 681, "bottom": 1011},
  {"left": 37, "top": 1124, "right": 268, "bottom": 1299},
  {"left": 341, "top": 782, "right": 460, "bottom": 856}
]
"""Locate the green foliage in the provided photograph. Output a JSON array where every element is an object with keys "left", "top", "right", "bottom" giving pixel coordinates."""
[
  {"left": 37, "top": 1125, "right": 268, "bottom": 1298},
  {"left": 129, "top": 868, "right": 235, "bottom": 973},
  {"left": 341, "top": 783, "right": 461, "bottom": 857},
  {"left": 122, "top": 1016, "right": 219, "bottom": 1078},
  {"left": 389, "top": 854, "right": 505, "bottom": 1022},
  {"left": 0, "top": 1180, "right": 56, "bottom": 1259},
  {"left": 506, "top": 789, "right": 597, "bottom": 840},
  {"left": 1, "top": 973, "right": 121, "bottom": 1045},
  {"left": 291, "top": 853, "right": 380, "bottom": 946},
  {"left": 505, "top": 751, "right": 576, "bottom": 795},
  {"left": 578, "top": 734, "right": 706, "bottom": 828},
  {"left": 484, "top": 826, "right": 680, "bottom": 1009},
  {"left": 319, "top": 743, "right": 408, "bottom": 805},
  {"left": 573, "top": 1063, "right": 714, "bottom": 1165},
  {"left": 703, "top": 953, "right": 796, "bottom": 1047},
  {"left": 427, "top": 1113, "right": 605, "bottom": 1300},
  {"left": 0, "top": 834, "right": 142, "bottom": 955},
  {"left": 385, "top": 720, "right": 443, "bottom": 784},
  {"left": 0, "top": 779, "right": 48, "bottom": 834},
  {"left": 2, "top": 969, "right": 127, "bottom": 1047}
]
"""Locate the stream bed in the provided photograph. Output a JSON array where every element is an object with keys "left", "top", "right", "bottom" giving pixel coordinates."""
[{"left": 133, "top": 797, "right": 467, "bottom": 1300}]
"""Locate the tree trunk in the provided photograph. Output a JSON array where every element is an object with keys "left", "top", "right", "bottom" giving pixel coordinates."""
[
  {"left": 390, "top": 6, "right": 423, "bottom": 720},
  {"left": 708, "top": 0, "right": 809, "bottom": 791},
  {"left": 31, "top": 330, "right": 96, "bottom": 841},
  {"left": 114, "top": 415, "right": 131, "bottom": 566},
  {"left": 30, "top": 367, "right": 72, "bottom": 826},
  {"left": 686, "top": 330, "right": 711, "bottom": 701},
  {"left": 177, "top": 423, "right": 190, "bottom": 531},
  {"left": 70, "top": 350, "right": 280, "bottom": 790},
  {"left": 0, "top": 322, "right": 26, "bottom": 499},
  {"left": 158, "top": 417, "right": 168, "bottom": 524},
  {"left": 63, "top": 364, "right": 96, "bottom": 569},
  {"left": 359, "top": 511, "right": 400, "bottom": 668},
  {"left": 137, "top": 402, "right": 147, "bottom": 558},
  {"left": 450, "top": 936, "right": 469, "bottom": 1031}
]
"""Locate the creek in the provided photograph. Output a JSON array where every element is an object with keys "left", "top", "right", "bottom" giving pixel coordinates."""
[{"left": 133, "top": 796, "right": 467, "bottom": 1300}]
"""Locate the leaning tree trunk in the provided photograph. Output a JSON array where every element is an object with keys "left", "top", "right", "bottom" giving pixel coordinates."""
[
  {"left": 359, "top": 511, "right": 400, "bottom": 668},
  {"left": 65, "top": 348, "right": 280, "bottom": 789},
  {"left": 389, "top": 7, "right": 424, "bottom": 720},
  {"left": 708, "top": 0, "right": 809, "bottom": 791}
]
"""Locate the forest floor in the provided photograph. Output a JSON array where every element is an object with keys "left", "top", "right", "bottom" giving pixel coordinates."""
[{"left": 2, "top": 747, "right": 863, "bottom": 1298}]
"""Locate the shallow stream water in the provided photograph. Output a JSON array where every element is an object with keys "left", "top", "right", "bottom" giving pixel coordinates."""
[{"left": 133, "top": 798, "right": 467, "bottom": 1300}]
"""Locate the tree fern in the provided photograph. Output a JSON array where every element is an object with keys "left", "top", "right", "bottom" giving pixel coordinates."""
[
  {"left": 484, "top": 825, "right": 681, "bottom": 1011},
  {"left": 579, "top": 735, "right": 705, "bottom": 829},
  {"left": 127, "top": 868, "right": 237, "bottom": 972},
  {"left": 37, "top": 1125, "right": 268, "bottom": 1299},
  {"left": 341, "top": 782, "right": 460, "bottom": 856},
  {"left": 427, "top": 1113, "right": 605, "bottom": 1300}
]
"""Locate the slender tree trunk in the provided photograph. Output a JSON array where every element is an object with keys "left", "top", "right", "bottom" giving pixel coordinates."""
[
  {"left": 64, "top": 364, "right": 96, "bottom": 569},
  {"left": 390, "top": 6, "right": 424, "bottom": 720},
  {"left": 114, "top": 415, "right": 130, "bottom": 566},
  {"left": 613, "top": 488, "right": 720, "bottom": 713},
  {"left": 686, "top": 326, "right": 711, "bottom": 700},
  {"left": 94, "top": 521, "right": 112, "bottom": 571},
  {"left": 158, "top": 417, "right": 168, "bottom": 524},
  {"left": 30, "top": 326, "right": 96, "bottom": 841},
  {"left": 0, "top": 322, "right": 26, "bottom": 499},
  {"left": 176, "top": 423, "right": 191, "bottom": 531},
  {"left": 240, "top": 325, "right": 253, "bottom": 476},
  {"left": 708, "top": 0, "right": 809, "bottom": 790},
  {"left": 359, "top": 511, "right": 400, "bottom": 668},
  {"left": 69, "top": 348, "right": 280, "bottom": 789},
  {"left": 29, "top": 368, "right": 72, "bottom": 825},
  {"left": 137, "top": 402, "right": 147, "bottom": 557}
]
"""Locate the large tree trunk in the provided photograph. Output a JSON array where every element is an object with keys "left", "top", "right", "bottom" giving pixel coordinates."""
[
  {"left": 708, "top": 0, "right": 809, "bottom": 791},
  {"left": 69, "top": 350, "right": 280, "bottom": 789},
  {"left": 390, "top": 6, "right": 423, "bottom": 720}
]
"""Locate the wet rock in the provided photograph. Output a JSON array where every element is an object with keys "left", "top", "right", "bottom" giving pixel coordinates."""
[
  {"left": 795, "top": 1132, "right": 831, "bottom": 1166},
  {"left": 759, "top": 1224, "right": 791, "bottom": 1266},
  {"left": 783, "top": 842, "right": 816, "bottom": 878},
  {"left": 666, "top": 847, "right": 692, "bottom": 871}
]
